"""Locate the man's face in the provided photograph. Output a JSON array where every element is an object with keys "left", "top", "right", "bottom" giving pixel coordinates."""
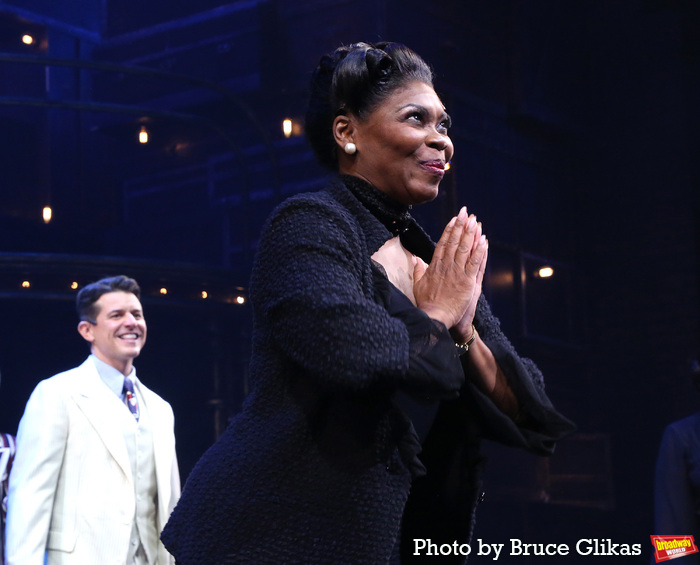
[{"left": 78, "top": 290, "right": 147, "bottom": 375}]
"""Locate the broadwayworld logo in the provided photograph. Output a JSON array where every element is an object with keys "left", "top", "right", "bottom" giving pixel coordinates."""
[{"left": 651, "top": 535, "right": 699, "bottom": 562}]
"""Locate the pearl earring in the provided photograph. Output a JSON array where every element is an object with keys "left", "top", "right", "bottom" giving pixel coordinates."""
[{"left": 344, "top": 142, "right": 357, "bottom": 155}]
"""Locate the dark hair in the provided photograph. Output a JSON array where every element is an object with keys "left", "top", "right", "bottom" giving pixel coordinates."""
[
  {"left": 305, "top": 41, "right": 435, "bottom": 171},
  {"left": 76, "top": 275, "right": 141, "bottom": 322}
]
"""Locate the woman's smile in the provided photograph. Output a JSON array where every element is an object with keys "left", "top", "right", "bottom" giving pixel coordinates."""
[{"left": 341, "top": 80, "right": 454, "bottom": 205}]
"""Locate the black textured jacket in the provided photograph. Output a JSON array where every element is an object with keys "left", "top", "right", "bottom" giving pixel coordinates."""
[{"left": 161, "top": 175, "right": 574, "bottom": 565}]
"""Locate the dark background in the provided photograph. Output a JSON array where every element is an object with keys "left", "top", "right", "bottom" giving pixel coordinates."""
[{"left": 0, "top": 1, "right": 698, "bottom": 562}]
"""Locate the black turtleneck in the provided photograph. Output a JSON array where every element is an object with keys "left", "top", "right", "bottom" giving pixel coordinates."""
[
  {"left": 340, "top": 174, "right": 437, "bottom": 262},
  {"left": 339, "top": 174, "right": 413, "bottom": 236}
]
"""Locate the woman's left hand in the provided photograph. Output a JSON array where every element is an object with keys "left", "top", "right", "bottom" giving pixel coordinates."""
[
  {"left": 413, "top": 207, "right": 488, "bottom": 334},
  {"left": 452, "top": 222, "right": 488, "bottom": 343}
]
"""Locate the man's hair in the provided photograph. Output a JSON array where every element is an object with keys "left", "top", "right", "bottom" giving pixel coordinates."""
[{"left": 76, "top": 275, "right": 141, "bottom": 322}]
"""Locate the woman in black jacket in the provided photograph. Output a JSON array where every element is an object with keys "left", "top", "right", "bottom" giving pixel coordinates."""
[{"left": 161, "top": 41, "right": 574, "bottom": 565}]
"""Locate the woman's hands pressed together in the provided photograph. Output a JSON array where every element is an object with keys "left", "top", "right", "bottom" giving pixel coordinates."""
[{"left": 413, "top": 206, "right": 488, "bottom": 339}]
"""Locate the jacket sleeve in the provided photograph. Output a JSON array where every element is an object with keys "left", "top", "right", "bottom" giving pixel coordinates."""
[
  {"left": 5, "top": 379, "right": 67, "bottom": 564},
  {"left": 164, "top": 403, "right": 181, "bottom": 565},
  {"left": 250, "top": 194, "right": 463, "bottom": 397},
  {"left": 466, "top": 296, "right": 576, "bottom": 454}
]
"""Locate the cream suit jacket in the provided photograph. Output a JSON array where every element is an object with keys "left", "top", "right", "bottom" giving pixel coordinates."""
[{"left": 5, "top": 357, "right": 181, "bottom": 565}]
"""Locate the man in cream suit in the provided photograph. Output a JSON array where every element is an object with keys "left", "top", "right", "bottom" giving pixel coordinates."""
[{"left": 5, "top": 275, "right": 180, "bottom": 565}]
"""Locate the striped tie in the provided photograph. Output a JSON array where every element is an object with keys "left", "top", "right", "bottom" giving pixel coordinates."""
[{"left": 122, "top": 378, "right": 140, "bottom": 422}]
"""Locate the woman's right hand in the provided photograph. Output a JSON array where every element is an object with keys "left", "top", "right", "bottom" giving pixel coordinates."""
[{"left": 412, "top": 206, "right": 488, "bottom": 330}]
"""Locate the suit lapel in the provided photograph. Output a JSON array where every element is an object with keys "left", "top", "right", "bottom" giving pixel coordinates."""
[
  {"left": 71, "top": 358, "right": 133, "bottom": 482},
  {"left": 137, "top": 381, "right": 173, "bottom": 522}
]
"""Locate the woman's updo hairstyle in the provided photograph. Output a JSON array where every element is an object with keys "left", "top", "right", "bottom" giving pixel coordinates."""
[{"left": 305, "top": 41, "right": 434, "bottom": 171}]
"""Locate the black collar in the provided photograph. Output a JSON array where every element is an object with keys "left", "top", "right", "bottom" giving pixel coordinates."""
[{"left": 339, "top": 175, "right": 413, "bottom": 236}]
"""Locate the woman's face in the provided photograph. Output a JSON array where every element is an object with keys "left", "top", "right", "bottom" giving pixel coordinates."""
[{"left": 342, "top": 81, "right": 454, "bottom": 206}]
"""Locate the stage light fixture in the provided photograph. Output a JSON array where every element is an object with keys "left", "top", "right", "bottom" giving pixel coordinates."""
[
  {"left": 282, "top": 119, "right": 293, "bottom": 138},
  {"left": 139, "top": 126, "right": 149, "bottom": 144},
  {"left": 22, "top": 35, "right": 34, "bottom": 45},
  {"left": 42, "top": 206, "right": 52, "bottom": 224},
  {"left": 537, "top": 266, "right": 554, "bottom": 278}
]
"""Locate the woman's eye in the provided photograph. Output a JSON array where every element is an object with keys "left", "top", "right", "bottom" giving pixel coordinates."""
[
  {"left": 438, "top": 116, "right": 452, "bottom": 132},
  {"left": 407, "top": 111, "right": 424, "bottom": 122}
]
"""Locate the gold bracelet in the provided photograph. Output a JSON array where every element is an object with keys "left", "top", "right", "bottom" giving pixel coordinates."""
[{"left": 455, "top": 324, "right": 477, "bottom": 356}]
